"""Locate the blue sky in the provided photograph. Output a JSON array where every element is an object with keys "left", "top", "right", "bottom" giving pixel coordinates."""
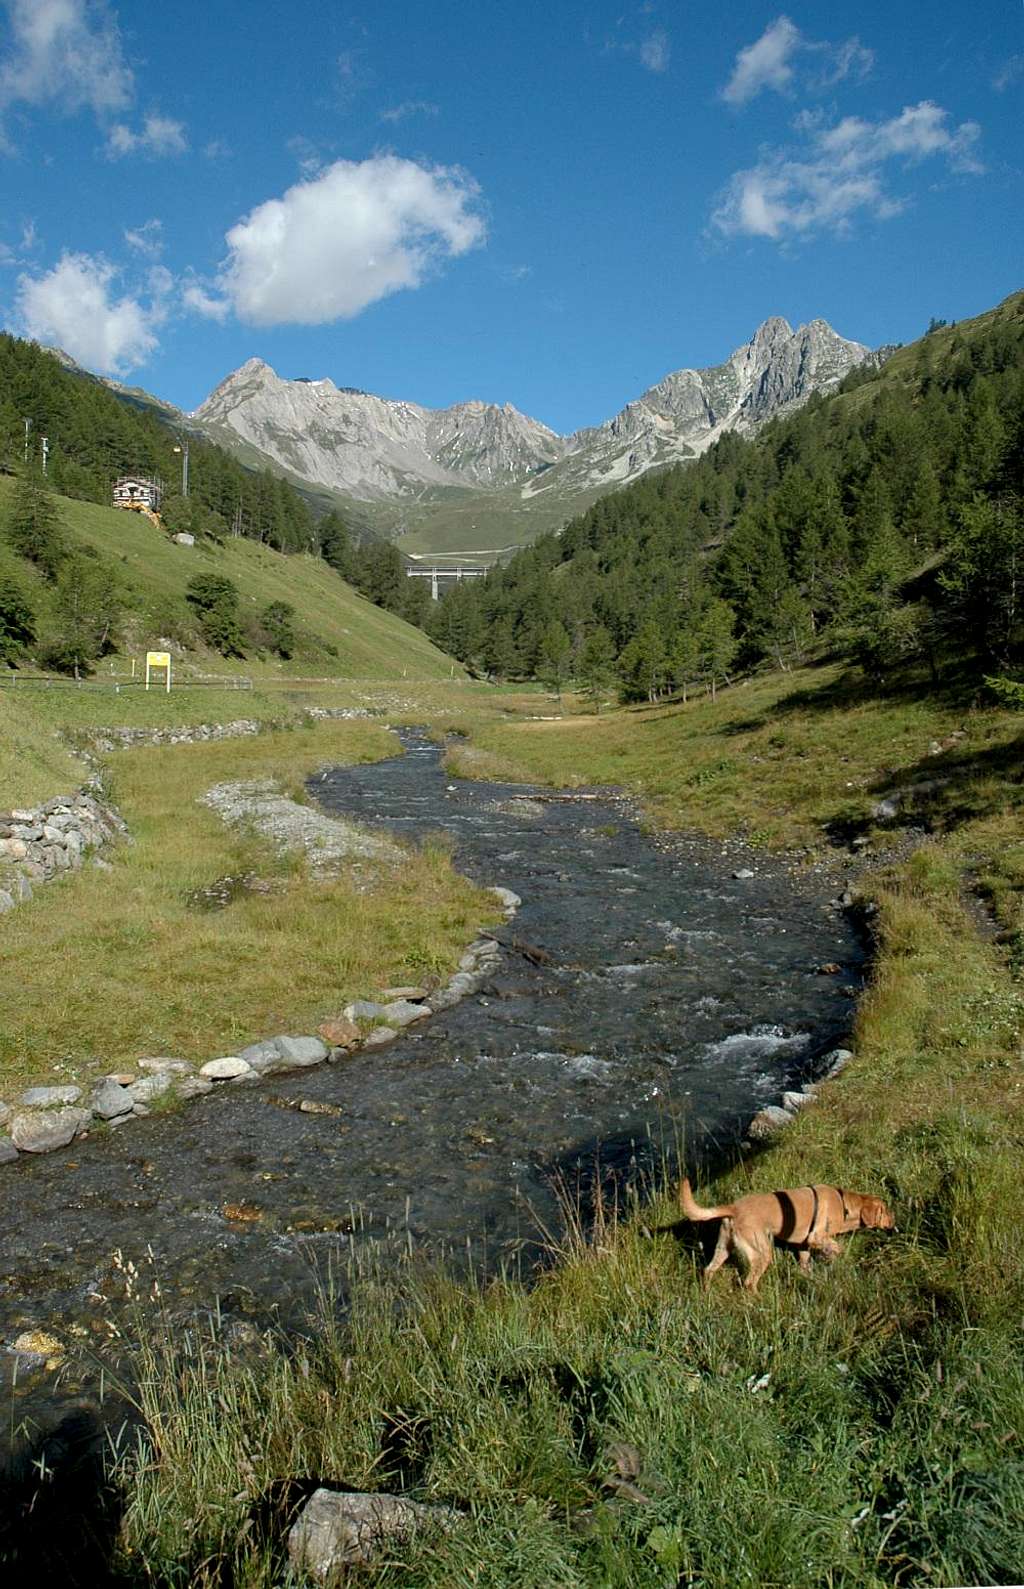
[{"left": 0, "top": 0, "right": 1021, "bottom": 433}]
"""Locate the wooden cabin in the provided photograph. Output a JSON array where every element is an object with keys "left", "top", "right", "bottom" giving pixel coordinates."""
[{"left": 113, "top": 475, "right": 162, "bottom": 513}]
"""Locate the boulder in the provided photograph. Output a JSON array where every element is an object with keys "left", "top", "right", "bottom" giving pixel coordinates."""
[
  {"left": 200, "top": 1057, "right": 253, "bottom": 1081},
  {"left": 129, "top": 1072, "right": 175, "bottom": 1104},
  {"left": 747, "top": 1105, "right": 794, "bottom": 1141},
  {"left": 238, "top": 1039, "right": 283, "bottom": 1069},
  {"left": 344, "top": 1000, "right": 386, "bottom": 1022},
  {"left": 274, "top": 1035, "right": 329, "bottom": 1068},
  {"left": 138, "top": 1057, "right": 192, "bottom": 1074},
  {"left": 488, "top": 885, "right": 521, "bottom": 912},
  {"left": 317, "top": 1017, "right": 361, "bottom": 1049},
  {"left": 363, "top": 1026, "right": 398, "bottom": 1049},
  {"left": 379, "top": 986, "right": 427, "bottom": 1002},
  {"left": 90, "top": 1079, "right": 135, "bottom": 1119},
  {"left": 11, "top": 1106, "right": 92, "bottom": 1154},
  {"left": 381, "top": 999, "right": 431, "bottom": 1028},
  {"left": 733, "top": 868, "right": 755, "bottom": 881},
  {"left": 175, "top": 1076, "right": 214, "bottom": 1099},
  {"left": 821, "top": 1048, "right": 854, "bottom": 1079},
  {"left": 781, "top": 1090, "right": 814, "bottom": 1112},
  {"left": 426, "top": 986, "right": 460, "bottom": 1013},
  {"left": 287, "top": 1488, "right": 457, "bottom": 1576},
  {"left": 0, "top": 890, "right": 15, "bottom": 914},
  {"left": 19, "top": 1085, "right": 82, "bottom": 1108},
  {"left": 0, "top": 1136, "right": 18, "bottom": 1164}
]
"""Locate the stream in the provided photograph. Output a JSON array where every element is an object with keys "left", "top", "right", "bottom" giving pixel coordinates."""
[{"left": 0, "top": 730, "right": 862, "bottom": 1438}]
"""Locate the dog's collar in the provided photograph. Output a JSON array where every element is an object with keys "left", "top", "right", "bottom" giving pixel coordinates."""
[{"left": 807, "top": 1184, "right": 821, "bottom": 1239}]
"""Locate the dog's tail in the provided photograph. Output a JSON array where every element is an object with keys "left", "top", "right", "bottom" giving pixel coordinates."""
[{"left": 678, "top": 1178, "right": 733, "bottom": 1222}]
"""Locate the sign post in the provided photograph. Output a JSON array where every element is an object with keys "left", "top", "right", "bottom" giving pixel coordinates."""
[{"left": 145, "top": 651, "right": 172, "bottom": 693}]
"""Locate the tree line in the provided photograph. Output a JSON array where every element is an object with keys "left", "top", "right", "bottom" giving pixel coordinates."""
[{"left": 422, "top": 298, "right": 1024, "bottom": 702}]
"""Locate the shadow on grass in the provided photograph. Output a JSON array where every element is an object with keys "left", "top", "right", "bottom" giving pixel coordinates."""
[{"left": 0, "top": 1407, "right": 124, "bottom": 1589}]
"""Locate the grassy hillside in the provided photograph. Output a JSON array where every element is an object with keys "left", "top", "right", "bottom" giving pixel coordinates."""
[
  {"left": 0, "top": 690, "right": 86, "bottom": 807},
  {"left": 0, "top": 477, "right": 462, "bottom": 683}
]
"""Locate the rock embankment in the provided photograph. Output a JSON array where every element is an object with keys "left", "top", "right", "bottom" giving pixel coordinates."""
[
  {"left": 0, "top": 888, "right": 518, "bottom": 1169},
  {"left": 200, "top": 779, "right": 402, "bottom": 877},
  {"left": 85, "top": 706, "right": 374, "bottom": 754},
  {"left": 0, "top": 790, "right": 125, "bottom": 913}
]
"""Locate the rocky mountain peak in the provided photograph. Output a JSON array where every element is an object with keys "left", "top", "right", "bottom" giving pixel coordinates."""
[{"left": 188, "top": 312, "right": 876, "bottom": 535}]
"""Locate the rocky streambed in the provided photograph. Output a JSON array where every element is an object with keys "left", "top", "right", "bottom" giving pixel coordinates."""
[{"left": 0, "top": 730, "right": 862, "bottom": 1437}]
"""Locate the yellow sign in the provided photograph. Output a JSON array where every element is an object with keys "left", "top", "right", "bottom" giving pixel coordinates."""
[{"left": 145, "top": 651, "right": 172, "bottom": 692}]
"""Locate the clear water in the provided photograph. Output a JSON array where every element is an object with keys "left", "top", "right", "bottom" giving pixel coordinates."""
[{"left": 0, "top": 730, "right": 861, "bottom": 1425}]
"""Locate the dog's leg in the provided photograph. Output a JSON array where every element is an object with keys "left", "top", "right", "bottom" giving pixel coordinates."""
[
  {"left": 797, "top": 1248, "right": 813, "bottom": 1272},
  {"left": 808, "top": 1232, "right": 842, "bottom": 1262},
  {"left": 733, "top": 1228, "right": 772, "bottom": 1293},
  {"left": 702, "top": 1219, "right": 732, "bottom": 1287}
]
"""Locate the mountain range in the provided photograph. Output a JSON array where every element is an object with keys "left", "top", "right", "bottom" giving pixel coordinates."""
[{"left": 54, "top": 315, "right": 880, "bottom": 556}]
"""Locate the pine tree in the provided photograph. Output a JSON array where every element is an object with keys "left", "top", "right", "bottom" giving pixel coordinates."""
[
  {"left": 45, "top": 554, "right": 124, "bottom": 677},
  {"left": 537, "top": 619, "right": 572, "bottom": 699},
  {"left": 576, "top": 625, "right": 617, "bottom": 710},
  {"left": 318, "top": 511, "right": 354, "bottom": 579},
  {"left": 696, "top": 600, "right": 737, "bottom": 701},
  {"left": 5, "top": 469, "right": 66, "bottom": 580},
  {"left": 0, "top": 575, "right": 35, "bottom": 663},
  {"left": 617, "top": 620, "right": 667, "bottom": 704}
]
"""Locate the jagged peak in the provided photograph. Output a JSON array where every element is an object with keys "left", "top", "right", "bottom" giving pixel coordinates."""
[{"left": 750, "top": 315, "right": 794, "bottom": 344}]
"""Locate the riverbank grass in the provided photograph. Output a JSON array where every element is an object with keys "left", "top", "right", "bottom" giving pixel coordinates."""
[
  {"left": 100, "top": 663, "right": 1024, "bottom": 1585},
  {"left": 0, "top": 720, "right": 497, "bottom": 1096}
]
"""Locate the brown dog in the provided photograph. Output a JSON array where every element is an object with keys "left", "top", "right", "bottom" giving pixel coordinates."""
[{"left": 679, "top": 1178, "right": 895, "bottom": 1292}]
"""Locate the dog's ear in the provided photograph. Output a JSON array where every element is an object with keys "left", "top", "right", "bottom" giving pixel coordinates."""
[{"left": 861, "top": 1197, "right": 894, "bottom": 1228}]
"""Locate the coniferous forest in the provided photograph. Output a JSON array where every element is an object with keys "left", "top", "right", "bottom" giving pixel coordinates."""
[{"left": 426, "top": 292, "right": 1024, "bottom": 699}]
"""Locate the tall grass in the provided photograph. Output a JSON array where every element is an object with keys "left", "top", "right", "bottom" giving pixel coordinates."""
[
  {"left": 108, "top": 844, "right": 1024, "bottom": 1585},
  {"left": 17, "top": 663, "right": 1024, "bottom": 1582}
]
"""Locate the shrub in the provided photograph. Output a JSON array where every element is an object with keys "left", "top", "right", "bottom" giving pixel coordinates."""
[
  {"left": 0, "top": 574, "right": 35, "bottom": 662},
  {"left": 260, "top": 600, "right": 296, "bottom": 658},
  {"left": 185, "top": 573, "right": 245, "bottom": 656}
]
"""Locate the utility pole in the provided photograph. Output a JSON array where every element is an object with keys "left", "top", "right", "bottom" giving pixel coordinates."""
[
  {"left": 40, "top": 436, "right": 49, "bottom": 476},
  {"left": 173, "top": 436, "right": 190, "bottom": 497},
  {"left": 23, "top": 417, "right": 31, "bottom": 465}
]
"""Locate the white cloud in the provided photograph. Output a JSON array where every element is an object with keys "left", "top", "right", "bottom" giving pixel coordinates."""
[
  {"left": 722, "top": 16, "right": 801, "bottom": 105},
  {"left": 993, "top": 54, "right": 1023, "bottom": 92},
  {"left": 124, "top": 217, "right": 163, "bottom": 257},
  {"left": 380, "top": 99, "right": 439, "bottom": 123},
  {"left": 16, "top": 251, "right": 160, "bottom": 373},
  {"left": 106, "top": 112, "right": 187, "bottom": 159},
  {"left": 712, "top": 100, "right": 983, "bottom": 242},
  {"left": 638, "top": 27, "right": 670, "bottom": 74},
  {"left": 0, "top": 0, "right": 131, "bottom": 133},
  {"left": 722, "top": 15, "right": 872, "bottom": 106},
  {"left": 182, "top": 275, "right": 229, "bottom": 322},
  {"left": 212, "top": 154, "right": 486, "bottom": 327}
]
